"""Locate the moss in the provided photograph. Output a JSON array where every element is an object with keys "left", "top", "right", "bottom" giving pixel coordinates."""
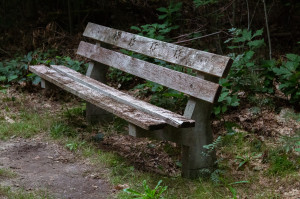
[{"left": 268, "top": 153, "right": 296, "bottom": 175}]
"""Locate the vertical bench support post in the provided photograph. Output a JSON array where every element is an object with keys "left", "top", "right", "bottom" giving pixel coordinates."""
[
  {"left": 41, "top": 79, "right": 57, "bottom": 89},
  {"left": 181, "top": 98, "right": 216, "bottom": 179},
  {"left": 181, "top": 74, "right": 218, "bottom": 179},
  {"left": 85, "top": 43, "right": 113, "bottom": 123}
]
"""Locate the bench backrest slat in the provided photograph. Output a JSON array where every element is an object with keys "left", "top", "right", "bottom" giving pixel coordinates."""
[
  {"left": 77, "top": 41, "right": 220, "bottom": 103},
  {"left": 83, "top": 22, "right": 232, "bottom": 78}
]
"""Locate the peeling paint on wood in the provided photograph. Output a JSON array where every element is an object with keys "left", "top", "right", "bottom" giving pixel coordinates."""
[
  {"left": 83, "top": 22, "right": 232, "bottom": 78},
  {"left": 77, "top": 41, "right": 220, "bottom": 103},
  {"left": 29, "top": 65, "right": 166, "bottom": 130},
  {"left": 50, "top": 65, "right": 195, "bottom": 128}
]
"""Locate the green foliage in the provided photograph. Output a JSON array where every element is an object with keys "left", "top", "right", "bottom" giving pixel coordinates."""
[
  {"left": 296, "top": 142, "right": 300, "bottom": 152},
  {"left": 214, "top": 79, "right": 240, "bottom": 115},
  {"left": 63, "top": 105, "right": 85, "bottom": 120},
  {"left": 272, "top": 54, "right": 300, "bottom": 103},
  {"left": 213, "top": 28, "right": 279, "bottom": 116},
  {"left": 267, "top": 152, "right": 296, "bottom": 175},
  {"left": 157, "top": 2, "right": 182, "bottom": 26},
  {"left": 226, "top": 181, "right": 249, "bottom": 199},
  {"left": 213, "top": 28, "right": 266, "bottom": 116},
  {"left": 203, "top": 136, "right": 223, "bottom": 154},
  {"left": 65, "top": 141, "right": 86, "bottom": 151},
  {"left": 224, "top": 28, "right": 300, "bottom": 106},
  {"left": 0, "top": 49, "right": 88, "bottom": 91},
  {"left": 226, "top": 28, "right": 265, "bottom": 93},
  {"left": 50, "top": 122, "right": 76, "bottom": 139},
  {"left": 235, "top": 152, "right": 262, "bottom": 169},
  {"left": 54, "top": 55, "right": 88, "bottom": 75},
  {"left": 124, "top": 180, "right": 167, "bottom": 199},
  {"left": 131, "top": 1, "right": 182, "bottom": 41},
  {"left": 280, "top": 130, "right": 300, "bottom": 153}
]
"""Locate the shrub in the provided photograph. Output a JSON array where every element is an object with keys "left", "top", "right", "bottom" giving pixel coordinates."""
[{"left": 273, "top": 54, "right": 300, "bottom": 104}]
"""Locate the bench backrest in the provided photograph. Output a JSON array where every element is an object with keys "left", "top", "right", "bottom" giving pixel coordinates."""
[{"left": 77, "top": 22, "right": 232, "bottom": 103}]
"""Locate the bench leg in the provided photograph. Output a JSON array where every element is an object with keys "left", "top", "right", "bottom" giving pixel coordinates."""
[
  {"left": 180, "top": 98, "right": 216, "bottom": 179},
  {"left": 127, "top": 98, "right": 216, "bottom": 179},
  {"left": 41, "top": 79, "right": 57, "bottom": 89},
  {"left": 85, "top": 61, "right": 113, "bottom": 124},
  {"left": 128, "top": 123, "right": 146, "bottom": 137}
]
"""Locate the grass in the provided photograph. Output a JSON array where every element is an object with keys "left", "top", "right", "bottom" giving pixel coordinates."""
[
  {"left": 0, "top": 88, "right": 299, "bottom": 198},
  {"left": 0, "top": 111, "right": 53, "bottom": 140},
  {"left": 50, "top": 122, "right": 76, "bottom": 139},
  {"left": 0, "top": 186, "right": 54, "bottom": 199},
  {"left": 0, "top": 168, "right": 16, "bottom": 178}
]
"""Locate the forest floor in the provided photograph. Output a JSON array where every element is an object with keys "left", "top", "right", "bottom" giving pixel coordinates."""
[
  {"left": 0, "top": 85, "right": 299, "bottom": 199},
  {"left": 0, "top": 138, "right": 111, "bottom": 199}
]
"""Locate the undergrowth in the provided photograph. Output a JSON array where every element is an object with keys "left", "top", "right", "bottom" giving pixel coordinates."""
[{"left": 0, "top": 49, "right": 88, "bottom": 93}]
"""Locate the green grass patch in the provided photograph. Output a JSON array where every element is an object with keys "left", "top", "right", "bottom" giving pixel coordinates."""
[
  {"left": 267, "top": 152, "right": 297, "bottom": 176},
  {"left": 0, "top": 111, "right": 54, "bottom": 140},
  {"left": 50, "top": 122, "right": 76, "bottom": 139},
  {"left": 0, "top": 168, "right": 16, "bottom": 178},
  {"left": 0, "top": 185, "right": 54, "bottom": 199},
  {"left": 63, "top": 105, "right": 85, "bottom": 118}
]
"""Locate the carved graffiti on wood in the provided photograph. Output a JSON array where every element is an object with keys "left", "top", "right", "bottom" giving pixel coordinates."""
[
  {"left": 112, "top": 31, "right": 122, "bottom": 41},
  {"left": 128, "top": 36, "right": 137, "bottom": 47},
  {"left": 174, "top": 48, "right": 185, "bottom": 59},
  {"left": 150, "top": 42, "right": 159, "bottom": 53}
]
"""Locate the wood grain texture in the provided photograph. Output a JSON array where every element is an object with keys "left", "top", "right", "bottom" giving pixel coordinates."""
[
  {"left": 83, "top": 22, "right": 232, "bottom": 78},
  {"left": 29, "top": 65, "right": 166, "bottom": 130},
  {"left": 50, "top": 65, "right": 195, "bottom": 128},
  {"left": 77, "top": 41, "right": 220, "bottom": 103}
]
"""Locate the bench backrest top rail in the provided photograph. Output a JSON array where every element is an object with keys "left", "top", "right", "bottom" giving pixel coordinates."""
[
  {"left": 83, "top": 22, "right": 232, "bottom": 78},
  {"left": 77, "top": 41, "right": 220, "bottom": 103}
]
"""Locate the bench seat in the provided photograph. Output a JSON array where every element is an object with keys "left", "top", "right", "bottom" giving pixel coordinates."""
[{"left": 30, "top": 64, "right": 195, "bottom": 130}]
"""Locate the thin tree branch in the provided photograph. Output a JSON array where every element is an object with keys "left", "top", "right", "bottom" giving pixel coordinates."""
[
  {"left": 232, "top": 0, "right": 236, "bottom": 27},
  {"left": 262, "top": 0, "right": 272, "bottom": 60},
  {"left": 249, "top": 0, "right": 260, "bottom": 29},
  {"left": 0, "top": 47, "right": 10, "bottom": 56},
  {"left": 173, "top": 31, "right": 221, "bottom": 44},
  {"left": 245, "top": 0, "right": 250, "bottom": 30},
  {"left": 172, "top": 29, "right": 206, "bottom": 40}
]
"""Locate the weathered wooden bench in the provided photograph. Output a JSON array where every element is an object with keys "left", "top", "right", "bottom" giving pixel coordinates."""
[{"left": 29, "top": 22, "right": 232, "bottom": 179}]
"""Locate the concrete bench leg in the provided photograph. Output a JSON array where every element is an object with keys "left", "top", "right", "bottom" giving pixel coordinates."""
[
  {"left": 180, "top": 98, "right": 216, "bottom": 179},
  {"left": 85, "top": 61, "right": 113, "bottom": 124},
  {"left": 41, "top": 79, "right": 57, "bottom": 89}
]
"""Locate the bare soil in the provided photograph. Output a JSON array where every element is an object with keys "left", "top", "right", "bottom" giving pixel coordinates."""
[{"left": 0, "top": 136, "right": 111, "bottom": 199}]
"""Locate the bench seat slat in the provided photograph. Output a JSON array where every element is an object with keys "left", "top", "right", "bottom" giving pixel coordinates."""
[
  {"left": 50, "top": 65, "right": 195, "bottom": 128},
  {"left": 77, "top": 41, "right": 220, "bottom": 103},
  {"left": 29, "top": 65, "right": 167, "bottom": 130},
  {"left": 83, "top": 22, "right": 232, "bottom": 78}
]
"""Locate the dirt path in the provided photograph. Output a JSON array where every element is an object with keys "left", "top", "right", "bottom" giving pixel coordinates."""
[{"left": 0, "top": 137, "right": 112, "bottom": 199}]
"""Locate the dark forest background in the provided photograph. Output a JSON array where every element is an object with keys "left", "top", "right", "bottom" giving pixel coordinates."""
[
  {"left": 1, "top": 0, "right": 299, "bottom": 58},
  {"left": 0, "top": 0, "right": 299, "bottom": 112}
]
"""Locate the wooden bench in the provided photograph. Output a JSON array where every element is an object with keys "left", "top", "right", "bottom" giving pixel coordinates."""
[{"left": 29, "top": 22, "right": 232, "bottom": 179}]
